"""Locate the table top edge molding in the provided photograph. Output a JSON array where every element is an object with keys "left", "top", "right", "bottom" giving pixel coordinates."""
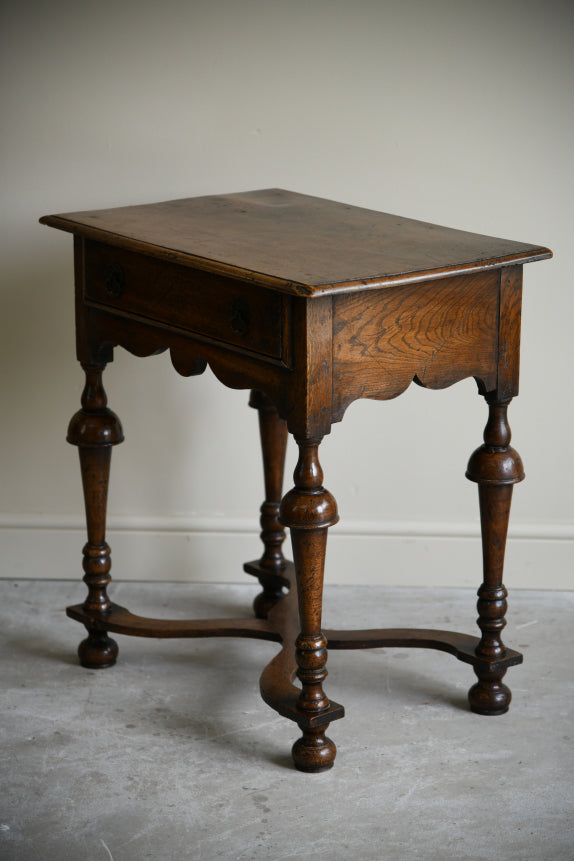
[{"left": 39, "top": 187, "right": 552, "bottom": 298}]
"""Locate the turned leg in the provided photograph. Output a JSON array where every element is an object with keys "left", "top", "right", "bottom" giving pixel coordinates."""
[
  {"left": 280, "top": 438, "right": 339, "bottom": 772},
  {"left": 67, "top": 363, "right": 124, "bottom": 668},
  {"left": 466, "top": 396, "right": 524, "bottom": 714},
  {"left": 244, "top": 390, "right": 290, "bottom": 619}
]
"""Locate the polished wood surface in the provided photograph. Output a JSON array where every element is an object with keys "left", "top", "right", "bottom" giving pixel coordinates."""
[
  {"left": 466, "top": 396, "right": 525, "bottom": 714},
  {"left": 40, "top": 188, "right": 550, "bottom": 295},
  {"left": 41, "top": 189, "right": 551, "bottom": 772},
  {"left": 83, "top": 241, "right": 288, "bottom": 361},
  {"left": 66, "top": 364, "right": 123, "bottom": 669},
  {"left": 243, "top": 390, "right": 290, "bottom": 619},
  {"left": 332, "top": 269, "right": 500, "bottom": 418},
  {"left": 280, "top": 439, "right": 339, "bottom": 771}
]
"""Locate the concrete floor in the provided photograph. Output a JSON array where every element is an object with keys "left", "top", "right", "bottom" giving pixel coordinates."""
[{"left": 1, "top": 580, "right": 572, "bottom": 861}]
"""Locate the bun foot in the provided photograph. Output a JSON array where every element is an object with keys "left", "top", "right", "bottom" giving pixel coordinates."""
[
  {"left": 292, "top": 727, "right": 336, "bottom": 773},
  {"left": 78, "top": 628, "right": 118, "bottom": 669},
  {"left": 469, "top": 673, "right": 511, "bottom": 715}
]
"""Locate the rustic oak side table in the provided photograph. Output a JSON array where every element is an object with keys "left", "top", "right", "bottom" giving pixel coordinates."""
[{"left": 41, "top": 190, "right": 551, "bottom": 772}]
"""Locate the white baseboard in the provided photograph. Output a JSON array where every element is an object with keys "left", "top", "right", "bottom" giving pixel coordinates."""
[{"left": 0, "top": 515, "right": 572, "bottom": 589}]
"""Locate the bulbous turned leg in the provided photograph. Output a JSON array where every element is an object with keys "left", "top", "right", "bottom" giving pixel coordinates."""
[
  {"left": 244, "top": 390, "right": 289, "bottom": 619},
  {"left": 67, "top": 363, "right": 124, "bottom": 668},
  {"left": 466, "top": 396, "right": 524, "bottom": 715},
  {"left": 280, "top": 438, "right": 339, "bottom": 772}
]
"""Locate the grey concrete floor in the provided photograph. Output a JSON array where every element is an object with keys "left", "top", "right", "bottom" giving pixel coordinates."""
[{"left": 1, "top": 579, "right": 573, "bottom": 861}]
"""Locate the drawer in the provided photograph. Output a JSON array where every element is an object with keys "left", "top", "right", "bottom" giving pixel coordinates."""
[{"left": 83, "top": 241, "right": 287, "bottom": 360}]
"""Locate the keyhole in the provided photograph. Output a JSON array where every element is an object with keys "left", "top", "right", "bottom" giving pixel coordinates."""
[
  {"left": 230, "top": 298, "right": 250, "bottom": 336},
  {"left": 105, "top": 263, "right": 125, "bottom": 298}
]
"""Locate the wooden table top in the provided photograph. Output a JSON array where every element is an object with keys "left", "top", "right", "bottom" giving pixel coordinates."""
[{"left": 41, "top": 188, "right": 551, "bottom": 297}]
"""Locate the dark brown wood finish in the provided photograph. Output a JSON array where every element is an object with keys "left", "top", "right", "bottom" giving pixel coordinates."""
[
  {"left": 42, "top": 189, "right": 551, "bottom": 772},
  {"left": 280, "top": 439, "right": 339, "bottom": 771},
  {"left": 244, "top": 390, "right": 290, "bottom": 619},
  {"left": 41, "top": 189, "right": 549, "bottom": 295},
  {"left": 466, "top": 396, "right": 524, "bottom": 714},
  {"left": 84, "top": 240, "right": 289, "bottom": 362},
  {"left": 66, "top": 363, "right": 124, "bottom": 668},
  {"left": 332, "top": 270, "right": 500, "bottom": 418}
]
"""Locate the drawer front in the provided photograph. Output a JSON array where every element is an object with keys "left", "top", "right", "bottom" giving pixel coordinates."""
[{"left": 83, "top": 241, "right": 286, "bottom": 360}]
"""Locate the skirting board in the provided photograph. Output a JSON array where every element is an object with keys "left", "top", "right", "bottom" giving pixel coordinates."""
[{"left": 1, "top": 516, "right": 572, "bottom": 589}]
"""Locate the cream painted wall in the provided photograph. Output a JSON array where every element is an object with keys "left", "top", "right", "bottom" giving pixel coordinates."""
[{"left": 1, "top": 0, "right": 572, "bottom": 587}]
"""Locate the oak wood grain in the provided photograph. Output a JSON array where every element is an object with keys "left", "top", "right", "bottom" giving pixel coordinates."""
[
  {"left": 41, "top": 189, "right": 551, "bottom": 296},
  {"left": 332, "top": 271, "right": 499, "bottom": 419},
  {"left": 84, "top": 240, "right": 288, "bottom": 361},
  {"left": 497, "top": 266, "right": 523, "bottom": 399},
  {"left": 42, "top": 187, "right": 551, "bottom": 771}
]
